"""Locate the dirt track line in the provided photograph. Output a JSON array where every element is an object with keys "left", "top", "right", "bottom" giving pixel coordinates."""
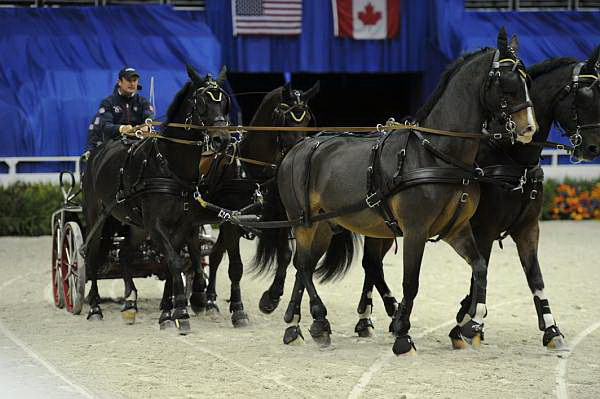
[
  {"left": 555, "top": 320, "right": 600, "bottom": 399},
  {"left": 347, "top": 297, "right": 524, "bottom": 399},
  {"left": 176, "top": 336, "right": 317, "bottom": 399},
  {"left": 0, "top": 272, "right": 96, "bottom": 399}
]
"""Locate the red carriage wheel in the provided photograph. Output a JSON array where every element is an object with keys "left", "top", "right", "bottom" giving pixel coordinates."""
[
  {"left": 51, "top": 215, "right": 65, "bottom": 308},
  {"left": 60, "top": 222, "right": 86, "bottom": 314}
]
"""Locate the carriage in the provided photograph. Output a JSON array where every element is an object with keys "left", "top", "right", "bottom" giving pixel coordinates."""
[{"left": 50, "top": 170, "right": 216, "bottom": 315}]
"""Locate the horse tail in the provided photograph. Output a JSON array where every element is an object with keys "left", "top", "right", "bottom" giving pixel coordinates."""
[
  {"left": 252, "top": 188, "right": 290, "bottom": 276},
  {"left": 315, "top": 228, "right": 356, "bottom": 283}
]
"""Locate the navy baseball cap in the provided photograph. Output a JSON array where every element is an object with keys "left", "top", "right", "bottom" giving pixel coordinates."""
[{"left": 118, "top": 67, "right": 140, "bottom": 80}]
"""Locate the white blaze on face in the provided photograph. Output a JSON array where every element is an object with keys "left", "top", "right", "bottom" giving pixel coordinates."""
[{"left": 516, "top": 76, "right": 537, "bottom": 143}]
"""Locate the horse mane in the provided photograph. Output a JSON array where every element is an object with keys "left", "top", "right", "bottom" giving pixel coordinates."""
[
  {"left": 529, "top": 58, "right": 578, "bottom": 79},
  {"left": 415, "top": 48, "right": 494, "bottom": 122},
  {"left": 250, "top": 87, "right": 283, "bottom": 125},
  {"left": 164, "top": 81, "right": 193, "bottom": 124}
]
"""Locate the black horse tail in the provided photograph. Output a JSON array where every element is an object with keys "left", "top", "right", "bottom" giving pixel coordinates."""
[
  {"left": 252, "top": 189, "right": 290, "bottom": 276},
  {"left": 314, "top": 228, "right": 356, "bottom": 283}
]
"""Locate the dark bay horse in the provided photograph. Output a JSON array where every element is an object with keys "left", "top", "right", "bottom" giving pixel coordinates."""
[
  {"left": 348, "top": 46, "right": 600, "bottom": 350},
  {"left": 255, "top": 29, "right": 537, "bottom": 354},
  {"left": 187, "top": 82, "right": 319, "bottom": 327},
  {"left": 446, "top": 45, "right": 600, "bottom": 349},
  {"left": 83, "top": 65, "right": 231, "bottom": 333}
]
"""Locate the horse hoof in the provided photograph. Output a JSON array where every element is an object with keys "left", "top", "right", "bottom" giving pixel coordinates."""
[
  {"left": 544, "top": 326, "right": 566, "bottom": 350},
  {"left": 259, "top": 290, "right": 280, "bottom": 314},
  {"left": 309, "top": 319, "right": 332, "bottom": 347},
  {"left": 160, "top": 320, "right": 175, "bottom": 330},
  {"left": 449, "top": 325, "right": 468, "bottom": 350},
  {"left": 190, "top": 292, "right": 208, "bottom": 315},
  {"left": 121, "top": 308, "right": 137, "bottom": 325},
  {"left": 392, "top": 335, "right": 417, "bottom": 356},
  {"left": 86, "top": 307, "right": 103, "bottom": 321},
  {"left": 174, "top": 318, "right": 191, "bottom": 335},
  {"left": 459, "top": 320, "right": 484, "bottom": 349},
  {"left": 355, "top": 318, "right": 375, "bottom": 338},
  {"left": 232, "top": 310, "right": 249, "bottom": 328},
  {"left": 283, "top": 326, "right": 304, "bottom": 345}
]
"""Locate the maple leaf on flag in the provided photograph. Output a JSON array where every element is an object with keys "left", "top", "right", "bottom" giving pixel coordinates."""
[{"left": 358, "top": 3, "right": 382, "bottom": 26}]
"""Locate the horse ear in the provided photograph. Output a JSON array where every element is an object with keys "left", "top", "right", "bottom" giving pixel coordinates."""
[
  {"left": 497, "top": 27, "right": 508, "bottom": 52},
  {"left": 282, "top": 81, "right": 292, "bottom": 99},
  {"left": 509, "top": 34, "right": 519, "bottom": 54},
  {"left": 217, "top": 65, "right": 227, "bottom": 85},
  {"left": 186, "top": 64, "right": 204, "bottom": 86},
  {"left": 302, "top": 81, "right": 320, "bottom": 102},
  {"left": 585, "top": 45, "right": 600, "bottom": 73}
]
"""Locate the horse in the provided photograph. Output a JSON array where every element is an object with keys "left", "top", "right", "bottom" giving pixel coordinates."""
[
  {"left": 336, "top": 46, "right": 600, "bottom": 350},
  {"left": 82, "top": 65, "right": 231, "bottom": 333},
  {"left": 186, "top": 81, "right": 320, "bottom": 327},
  {"left": 443, "top": 45, "right": 600, "bottom": 349},
  {"left": 255, "top": 29, "right": 537, "bottom": 354}
]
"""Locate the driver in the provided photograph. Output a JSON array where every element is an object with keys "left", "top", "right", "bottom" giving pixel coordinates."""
[{"left": 84, "top": 67, "right": 154, "bottom": 159}]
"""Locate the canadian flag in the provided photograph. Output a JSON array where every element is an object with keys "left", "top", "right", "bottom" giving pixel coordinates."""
[{"left": 332, "top": 0, "right": 400, "bottom": 40}]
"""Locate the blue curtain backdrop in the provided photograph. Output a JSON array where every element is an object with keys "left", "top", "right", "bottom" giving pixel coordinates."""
[
  {"left": 2, "top": 0, "right": 600, "bottom": 158},
  {"left": 0, "top": 5, "right": 222, "bottom": 159}
]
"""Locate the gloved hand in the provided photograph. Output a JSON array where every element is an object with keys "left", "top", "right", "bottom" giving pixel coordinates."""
[
  {"left": 82, "top": 150, "right": 91, "bottom": 161},
  {"left": 119, "top": 124, "right": 134, "bottom": 134}
]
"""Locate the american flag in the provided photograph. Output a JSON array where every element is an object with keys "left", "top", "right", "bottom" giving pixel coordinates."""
[{"left": 232, "top": 0, "right": 303, "bottom": 36}]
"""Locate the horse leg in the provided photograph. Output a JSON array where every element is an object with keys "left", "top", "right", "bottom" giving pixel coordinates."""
[
  {"left": 283, "top": 268, "right": 305, "bottom": 345},
  {"left": 355, "top": 237, "right": 398, "bottom": 337},
  {"left": 159, "top": 273, "right": 174, "bottom": 329},
  {"left": 149, "top": 222, "right": 191, "bottom": 334},
  {"left": 259, "top": 229, "right": 292, "bottom": 314},
  {"left": 206, "top": 227, "right": 226, "bottom": 316},
  {"left": 390, "top": 232, "right": 426, "bottom": 355},
  {"left": 444, "top": 222, "right": 489, "bottom": 349},
  {"left": 86, "top": 220, "right": 114, "bottom": 320},
  {"left": 188, "top": 237, "right": 208, "bottom": 315},
  {"left": 224, "top": 226, "right": 249, "bottom": 327},
  {"left": 447, "top": 227, "right": 493, "bottom": 349},
  {"left": 294, "top": 225, "right": 334, "bottom": 347},
  {"left": 119, "top": 231, "right": 138, "bottom": 325},
  {"left": 512, "top": 221, "right": 565, "bottom": 349}
]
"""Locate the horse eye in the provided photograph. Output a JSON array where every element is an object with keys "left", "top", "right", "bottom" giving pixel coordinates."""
[
  {"left": 575, "top": 87, "right": 595, "bottom": 107},
  {"left": 500, "top": 74, "right": 520, "bottom": 93}
]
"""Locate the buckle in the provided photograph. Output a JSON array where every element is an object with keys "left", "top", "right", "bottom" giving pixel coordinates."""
[
  {"left": 475, "top": 167, "right": 484, "bottom": 177},
  {"left": 530, "top": 189, "right": 538, "bottom": 200},
  {"left": 462, "top": 178, "right": 470, "bottom": 186},
  {"left": 460, "top": 192, "right": 469, "bottom": 203},
  {"left": 366, "top": 193, "right": 381, "bottom": 208},
  {"left": 493, "top": 132, "right": 503, "bottom": 140}
]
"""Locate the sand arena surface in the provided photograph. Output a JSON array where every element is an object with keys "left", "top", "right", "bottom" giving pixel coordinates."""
[{"left": 0, "top": 221, "right": 598, "bottom": 399}]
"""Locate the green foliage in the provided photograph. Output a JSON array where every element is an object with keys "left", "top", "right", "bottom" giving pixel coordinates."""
[{"left": 0, "top": 182, "right": 65, "bottom": 236}]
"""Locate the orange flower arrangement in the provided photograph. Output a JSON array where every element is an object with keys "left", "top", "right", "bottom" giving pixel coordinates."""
[{"left": 550, "top": 182, "right": 600, "bottom": 220}]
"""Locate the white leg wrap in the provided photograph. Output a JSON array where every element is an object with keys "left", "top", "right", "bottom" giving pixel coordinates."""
[
  {"left": 457, "top": 313, "right": 471, "bottom": 327},
  {"left": 471, "top": 303, "right": 487, "bottom": 324},
  {"left": 287, "top": 314, "right": 300, "bottom": 327},
  {"left": 534, "top": 290, "right": 556, "bottom": 328}
]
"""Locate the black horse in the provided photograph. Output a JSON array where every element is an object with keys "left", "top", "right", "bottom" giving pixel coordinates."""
[
  {"left": 255, "top": 29, "right": 537, "bottom": 354},
  {"left": 187, "top": 82, "right": 319, "bottom": 327},
  {"left": 83, "top": 65, "right": 231, "bottom": 333},
  {"left": 341, "top": 46, "right": 600, "bottom": 349},
  {"left": 445, "top": 45, "right": 600, "bottom": 349}
]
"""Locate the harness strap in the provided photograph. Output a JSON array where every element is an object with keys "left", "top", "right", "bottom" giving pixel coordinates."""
[{"left": 428, "top": 192, "right": 469, "bottom": 243}]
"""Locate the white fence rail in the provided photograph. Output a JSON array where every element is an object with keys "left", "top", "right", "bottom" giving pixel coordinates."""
[{"left": 1, "top": 151, "right": 599, "bottom": 186}]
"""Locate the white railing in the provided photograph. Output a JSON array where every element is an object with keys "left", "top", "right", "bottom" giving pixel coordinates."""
[
  {"left": 0, "top": 156, "right": 81, "bottom": 186},
  {"left": 540, "top": 149, "right": 600, "bottom": 180},
  {"left": 0, "top": 152, "right": 598, "bottom": 186}
]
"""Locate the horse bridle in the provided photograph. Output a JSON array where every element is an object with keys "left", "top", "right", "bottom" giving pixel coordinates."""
[
  {"left": 272, "top": 89, "right": 315, "bottom": 153},
  {"left": 553, "top": 62, "right": 600, "bottom": 157},
  {"left": 184, "top": 80, "right": 231, "bottom": 152},
  {"left": 481, "top": 49, "right": 534, "bottom": 144}
]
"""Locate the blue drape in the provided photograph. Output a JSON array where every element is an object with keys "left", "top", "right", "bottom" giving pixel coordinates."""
[{"left": 0, "top": 5, "right": 221, "bottom": 158}]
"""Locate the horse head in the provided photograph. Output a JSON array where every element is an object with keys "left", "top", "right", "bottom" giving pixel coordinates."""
[
  {"left": 554, "top": 46, "right": 600, "bottom": 162},
  {"left": 185, "top": 64, "right": 231, "bottom": 152},
  {"left": 272, "top": 81, "right": 320, "bottom": 151},
  {"left": 480, "top": 28, "right": 538, "bottom": 144}
]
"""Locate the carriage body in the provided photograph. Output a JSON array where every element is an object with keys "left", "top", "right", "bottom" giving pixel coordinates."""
[{"left": 50, "top": 171, "right": 214, "bottom": 315}]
